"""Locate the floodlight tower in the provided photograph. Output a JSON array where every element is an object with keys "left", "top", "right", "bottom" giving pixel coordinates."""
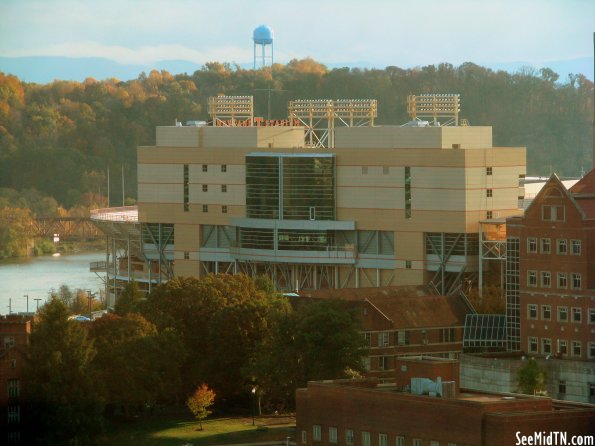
[{"left": 253, "top": 24, "right": 274, "bottom": 69}]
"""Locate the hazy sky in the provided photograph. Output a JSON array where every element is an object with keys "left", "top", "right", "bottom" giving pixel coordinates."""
[{"left": 0, "top": 0, "right": 593, "bottom": 69}]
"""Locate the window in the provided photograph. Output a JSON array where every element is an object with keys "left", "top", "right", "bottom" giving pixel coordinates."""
[
  {"left": 183, "top": 251, "right": 189, "bottom": 260},
  {"left": 558, "top": 306, "right": 568, "bottom": 322},
  {"left": 527, "top": 237, "right": 537, "bottom": 253},
  {"left": 541, "top": 271, "right": 551, "bottom": 287},
  {"left": 413, "top": 440, "right": 422, "bottom": 446},
  {"left": 572, "top": 308, "right": 582, "bottom": 323},
  {"left": 363, "top": 332, "right": 372, "bottom": 346},
  {"left": 4, "top": 336, "right": 15, "bottom": 349},
  {"left": 486, "top": 189, "right": 493, "bottom": 197},
  {"left": 431, "top": 442, "right": 440, "bottom": 446},
  {"left": 221, "top": 184, "right": 227, "bottom": 193},
  {"left": 396, "top": 437, "right": 405, "bottom": 446},
  {"left": 397, "top": 330, "right": 410, "bottom": 346},
  {"left": 302, "top": 431, "right": 307, "bottom": 445},
  {"left": 222, "top": 205, "right": 228, "bottom": 214},
  {"left": 379, "top": 434, "right": 388, "bottom": 446},
  {"left": 487, "top": 210, "right": 493, "bottom": 219},
  {"left": 405, "top": 260, "right": 412, "bottom": 269},
  {"left": 542, "top": 338, "right": 551, "bottom": 355},
  {"left": 378, "top": 356, "right": 387, "bottom": 370},
  {"left": 486, "top": 167, "right": 493, "bottom": 175},
  {"left": 590, "top": 308, "right": 595, "bottom": 324},
  {"left": 329, "top": 427, "right": 338, "bottom": 444},
  {"left": 441, "top": 328, "right": 455, "bottom": 343},
  {"left": 542, "top": 205, "right": 565, "bottom": 221},
  {"left": 541, "top": 305, "right": 551, "bottom": 320},
  {"left": 362, "top": 432, "right": 371, "bottom": 446},
  {"left": 183, "top": 164, "right": 189, "bottom": 212},
  {"left": 378, "top": 331, "right": 389, "bottom": 347},
  {"left": 361, "top": 166, "right": 368, "bottom": 174},
  {"left": 383, "top": 166, "right": 390, "bottom": 175},
  {"left": 589, "top": 342, "right": 595, "bottom": 359},
  {"left": 7, "top": 379, "right": 19, "bottom": 398},
  {"left": 221, "top": 164, "right": 227, "bottom": 172},
  {"left": 202, "top": 184, "right": 208, "bottom": 192},
  {"left": 202, "top": 204, "right": 208, "bottom": 213},
  {"left": 559, "top": 380, "right": 566, "bottom": 394},
  {"left": 558, "top": 272, "right": 568, "bottom": 289},
  {"left": 8, "top": 405, "right": 20, "bottom": 423},
  {"left": 557, "top": 239, "right": 567, "bottom": 255},
  {"left": 528, "top": 304, "right": 538, "bottom": 320},
  {"left": 346, "top": 430, "right": 354, "bottom": 446},
  {"left": 527, "top": 270, "right": 537, "bottom": 287},
  {"left": 572, "top": 341, "right": 582, "bottom": 357},
  {"left": 559, "top": 340, "right": 568, "bottom": 355},
  {"left": 405, "top": 166, "right": 412, "bottom": 219},
  {"left": 529, "top": 337, "right": 538, "bottom": 353},
  {"left": 202, "top": 164, "right": 208, "bottom": 172},
  {"left": 362, "top": 356, "right": 371, "bottom": 371},
  {"left": 541, "top": 238, "right": 551, "bottom": 254},
  {"left": 590, "top": 383, "right": 595, "bottom": 402},
  {"left": 571, "top": 273, "right": 581, "bottom": 290},
  {"left": 571, "top": 239, "right": 581, "bottom": 255},
  {"left": 313, "top": 425, "right": 321, "bottom": 442}
]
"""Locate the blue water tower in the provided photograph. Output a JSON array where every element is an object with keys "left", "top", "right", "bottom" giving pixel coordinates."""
[{"left": 253, "top": 24, "right": 274, "bottom": 69}]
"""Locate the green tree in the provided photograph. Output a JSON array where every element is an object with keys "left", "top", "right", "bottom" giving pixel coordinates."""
[
  {"left": 251, "top": 299, "right": 368, "bottom": 409},
  {"left": 142, "top": 274, "right": 287, "bottom": 400},
  {"left": 25, "top": 296, "right": 104, "bottom": 444},
  {"left": 89, "top": 313, "right": 186, "bottom": 416},
  {"left": 114, "top": 281, "right": 144, "bottom": 315},
  {"left": 0, "top": 206, "right": 31, "bottom": 258},
  {"left": 186, "top": 384, "right": 216, "bottom": 430},
  {"left": 517, "top": 358, "right": 548, "bottom": 395}
]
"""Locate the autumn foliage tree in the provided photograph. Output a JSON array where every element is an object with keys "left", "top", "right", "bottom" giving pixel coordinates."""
[{"left": 186, "top": 384, "right": 216, "bottom": 430}]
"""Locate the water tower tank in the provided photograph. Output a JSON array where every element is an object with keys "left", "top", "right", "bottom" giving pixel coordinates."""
[{"left": 253, "top": 25, "right": 274, "bottom": 45}]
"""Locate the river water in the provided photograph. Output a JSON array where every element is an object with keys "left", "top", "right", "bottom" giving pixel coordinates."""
[{"left": 0, "top": 251, "right": 105, "bottom": 314}]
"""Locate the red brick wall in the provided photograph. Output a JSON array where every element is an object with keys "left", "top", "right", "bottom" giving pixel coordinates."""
[{"left": 296, "top": 382, "right": 564, "bottom": 446}]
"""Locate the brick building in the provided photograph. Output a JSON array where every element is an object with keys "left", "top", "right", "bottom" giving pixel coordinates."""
[
  {"left": 505, "top": 172, "right": 595, "bottom": 360},
  {"left": 0, "top": 315, "right": 31, "bottom": 444},
  {"left": 296, "top": 357, "right": 595, "bottom": 446},
  {"left": 300, "top": 287, "right": 469, "bottom": 379}
]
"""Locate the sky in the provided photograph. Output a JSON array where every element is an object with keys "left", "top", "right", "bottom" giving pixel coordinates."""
[{"left": 0, "top": 0, "right": 593, "bottom": 80}]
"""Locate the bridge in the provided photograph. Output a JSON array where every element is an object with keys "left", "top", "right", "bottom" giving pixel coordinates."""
[{"left": 31, "top": 217, "right": 103, "bottom": 241}]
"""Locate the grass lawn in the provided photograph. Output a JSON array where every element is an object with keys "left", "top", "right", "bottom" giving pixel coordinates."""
[{"left": 100, "top": 413, "right": 296, "bottom": 446}]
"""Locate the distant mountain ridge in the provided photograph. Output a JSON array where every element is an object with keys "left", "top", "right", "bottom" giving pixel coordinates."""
[{"left": 0, "top": 55, "right": 592, "bottom": 84}]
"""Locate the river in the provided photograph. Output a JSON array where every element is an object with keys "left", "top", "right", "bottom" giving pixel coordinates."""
[{"left": 0, "top": 251, "right": 106, "bottom": 314}]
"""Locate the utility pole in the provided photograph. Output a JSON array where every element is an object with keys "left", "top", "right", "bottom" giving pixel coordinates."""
[
  {"left": 87, "top": 290, "right": 94, "bottom": 320},
  {"left": 107, "top": 166, "right": 110, "bottom": 207},
  {"left": 8, "top": 298, "right": 11, "bottom": 314},
  {"left": 34, "top": 298, "right": 42, "bottom": 312},
  {"left": 25, "top": 294, "right": 29, "bottom": 313},
  {"left": 122, "top": 165, "right": 125, "bottom": 206}
]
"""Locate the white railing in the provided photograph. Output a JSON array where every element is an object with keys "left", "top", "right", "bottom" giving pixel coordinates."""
[{"left": 90, "top": 206, "right": 138, "bottom": 222}]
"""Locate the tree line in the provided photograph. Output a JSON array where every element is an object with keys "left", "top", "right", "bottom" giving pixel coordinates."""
[
  {"left": 24, "top": 273, "right": 367, "bottom": 444},
  {"left": 0, "top": 59, "right": 593, "bottom": 209}
]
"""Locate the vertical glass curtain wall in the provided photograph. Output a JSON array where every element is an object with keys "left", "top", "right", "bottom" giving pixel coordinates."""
[{"left": 246, "top": 153, "right": 335, "bottom": 221}]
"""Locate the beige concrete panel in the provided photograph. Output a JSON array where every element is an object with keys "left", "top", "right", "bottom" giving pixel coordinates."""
[
  {"left": 392, "top": 269, "right": 425, "bottom": 286},
  {"left": 175, "top": 223, "right": 200, "bottom": 249},
  {"left": 337, "top": 166, "right": 402, "bottom": 188},
  {"left": 337, "top": 187, "right": 401, "bottom": 209},
  {"left": 464, "top": 189, "right": 521, "bottom": 212},
  {"left": 335, "top": 147, "right": 467, "bottom": 168},
  {"left": 441, "top": 127, "right": 492, "bottom": 149},
  {"left": 413, "top": 167, "right": 466, "bottom": 189},
  {"left": 203, "top": 127, "right": 305, "bottom": 148},
  {"left": 138, "top": 184, "right": 183, "bottom": 203},
  {"left": 413, "top": 188, "right": 467, "bottom": 211},
  {"left": 464, "top": 147, "right": 526, "bottom": 168},
  {"left": 138, "top": 203, "right": 245, "bottom": 225},
  {"left": 188, "top": 164, "right": 245, "bottom": 185},
  {"left": 338, "top": 208, "right": 468, "bottom": 232},
  {"left": 174, "top": 260, "right": 200, "bottom": 277},
  {"left": 396, "top": 231, "right": 425, "bottom": 262},
  {"left": 138, "top": 164, "right": 182, "bottom": 183},
  {"left": 156, "top": 126, "right": 201, "bottom": 147},
  {"left": 256, "top": 127, "right": 306, "bottom": 148},
  {"left": 335, "top": 126, "right": 492, "bottom": 149},
  {"left": 189, "top": 184, "right": 245, "bottom": 205}
]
